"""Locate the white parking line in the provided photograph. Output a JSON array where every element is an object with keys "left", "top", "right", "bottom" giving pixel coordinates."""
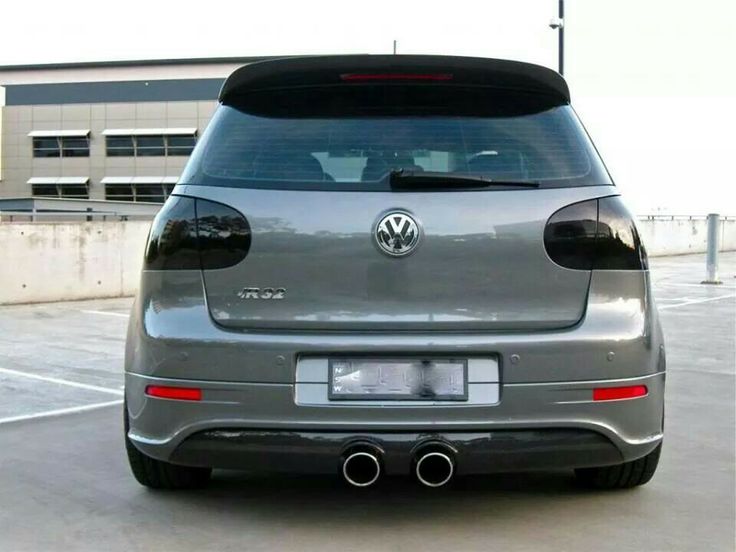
[
  {"left": 80, "top": 310, "right": 130, "bottom": 318},
  {"left": 659, "top": 294, "right": 736, "bottom": 310},
  {"left": 656, "top": 282, "right": 736, "bottom": 289},
  {"left": 0, "top": 367, "right": 124, "bottom": 396},
  {"left": 0, "top": 399, "right": 123, "bottom": 425}
]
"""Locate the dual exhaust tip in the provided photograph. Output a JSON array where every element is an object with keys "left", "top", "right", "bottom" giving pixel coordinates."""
[
  {"left": 341, "top": 443, "right": 455, "bottom": 488},
  {"left": 341, "top": 451, "right": 382, "bottom": 488},
  {"left": 414, "top": 450, "right": 455, "bottom": 488}
]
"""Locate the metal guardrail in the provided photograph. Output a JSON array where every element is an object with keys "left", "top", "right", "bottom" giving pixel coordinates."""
[
  {"left": 4, "top": 211, "right": 734, "bottom": 224},
  {"left": 4, "top": 210, "right": 733, "bottom": 222},
  {"left": 638, "top": 215, "right": 736, "bottom": 221},
  {"left": 0, "top": 212, "right": 153, "bottom": 222},
  {"left": 0, "top": 197, "right": 161, "bottom": 222}
]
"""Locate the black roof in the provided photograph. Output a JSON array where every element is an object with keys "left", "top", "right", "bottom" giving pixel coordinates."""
[{"left": 219, "top": 55, "right": 570, "bottom": 104}]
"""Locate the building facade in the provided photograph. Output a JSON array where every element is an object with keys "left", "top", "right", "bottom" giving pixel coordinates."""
[{"left": 0, "top": 56, "right": 272, "bottom": 202}]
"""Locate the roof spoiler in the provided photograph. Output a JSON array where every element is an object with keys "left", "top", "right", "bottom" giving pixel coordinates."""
[{"left": 219, "top": 55, "right": 570, "bottom": 105}]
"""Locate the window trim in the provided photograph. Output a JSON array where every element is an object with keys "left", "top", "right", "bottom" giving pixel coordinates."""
[
  {"left": 28, "top": 176, "right": 90, "bottom": 185},
  {"left": 102, "top": 127, "right": 196, "bottom": 136},
  {"left": 28, "top": 129, "right": 90, "bottom": 138}
]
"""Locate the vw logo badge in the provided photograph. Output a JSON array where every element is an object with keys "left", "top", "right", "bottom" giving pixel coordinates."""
[{"left": 374, "top": 211, "right": 421, "bottom": 257}]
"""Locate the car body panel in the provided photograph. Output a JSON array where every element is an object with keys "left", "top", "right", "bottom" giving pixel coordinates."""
[
  {"left": 126, "top": 260, "right": 662, "bottom": 385},
  {"left": 179, "top": 184, "right": 616, "bottom": 332},
  {"left": 125, "top": 258, "right": 665, "bottom": 467}
]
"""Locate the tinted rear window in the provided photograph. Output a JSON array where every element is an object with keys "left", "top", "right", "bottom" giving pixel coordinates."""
[{"left": 181, "top": 85, "right": 611, "bottom": 190}]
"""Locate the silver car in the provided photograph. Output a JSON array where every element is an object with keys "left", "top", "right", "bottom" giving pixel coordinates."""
[{"left": 124, "top": 55, "right": 665, "bottom": 490}]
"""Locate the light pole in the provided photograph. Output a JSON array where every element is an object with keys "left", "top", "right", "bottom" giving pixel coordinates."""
[{"left": 549, "top": 0, "right": 565, "bottom": 75}]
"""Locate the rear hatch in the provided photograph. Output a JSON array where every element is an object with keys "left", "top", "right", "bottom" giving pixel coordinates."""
[{"left": 178, "top": 56, "right": 614, "bottom": 331}]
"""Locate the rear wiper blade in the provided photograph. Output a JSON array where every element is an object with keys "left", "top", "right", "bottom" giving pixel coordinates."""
[{"left": 388, "top": 169, "right": 540, "bottom": 189}]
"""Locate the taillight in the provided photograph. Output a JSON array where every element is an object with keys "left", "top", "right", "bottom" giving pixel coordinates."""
[
  {"left": 544, "top": 196, "right": 648, "bottom": 271},
  {"left": 144, "top": 196, "right": 199, "bottom": 270},
  {"left": 596, "top": 197, "right": 649, "bottom": 270},
  {"left": 144, "top": 196, "right": 251, "bottom": 270},
  {"left": 195, "top": 198, "right": 252, "bottom": 270},
  {"left": 145, "top": 385, "right": 202, "bottom": 401},
  {"left": 593, "top": 385, "right": 648, "bottom": 401}
]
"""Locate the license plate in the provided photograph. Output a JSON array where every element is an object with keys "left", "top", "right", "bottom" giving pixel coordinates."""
[{"left": 328, "top": 358, "right": 468, "bottom": 401}]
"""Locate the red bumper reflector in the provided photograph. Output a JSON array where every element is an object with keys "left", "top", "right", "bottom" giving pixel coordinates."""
[
  {"left": 593, "top": 385, "right": 648, "bottom": 401},
  {"left": 340, "top": 73, "right": 453, "bottom": 82},
  {"left": 145, "top": 385, "right": 202, "bottom": 401}
]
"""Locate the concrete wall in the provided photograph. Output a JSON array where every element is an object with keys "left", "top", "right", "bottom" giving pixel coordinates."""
[
  {"left": 637, "top": 217, "right": 736, "bottom": 257},
  {"left": 0, "top": 218, "right": 734, "bottom": 305},
  {"left": 0, "top": 221, "right": 149, "bottom": 304}
]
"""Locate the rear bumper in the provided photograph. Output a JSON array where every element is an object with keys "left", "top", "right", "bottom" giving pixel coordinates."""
[
  {"left": 126, "top": 371, "right": 665, "bottom": 470},
  {"left": 125, "top": 265, "right": 666, "bottom": 474},
  {"left": 169, "top": 428, "right": 623, "bottom": 475}
]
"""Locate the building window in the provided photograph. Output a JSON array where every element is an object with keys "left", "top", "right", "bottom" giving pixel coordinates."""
[
  {"left": 166, "top": 135, "right": 197, "bottom": 156},
  {"left": 31, "top": 135, "right": 90, "bottom": 158},
  {"left": 60, "top": 137, "right": 90, "bottom": 157},
  {"left": 32, "top": 137, "right": 61, "bottom": 158},
  {"left": 105, "top": 186, "right": 135, "bottom": 202},
  {"left": 103, "top": 130, "right": 197, "bottom": 157},
  {"left": 102, "top": 177, "right": 178, "bottom": 203},
  {"left": 136, "top": 136, "right": 166, "bottom": 157},
  {"left": 134, "top": 184, "right": 166, "bottom": 202},
  {"left": 58, "top": 184, "right": 89, "bottom": 198},
  {"left": 29, "top": 177, "right": 90, "bottom": 199},
  {"left": 106, "top": 136, "right": 135, "bottom": 157},
  {"left": 31, "top": 183, "right": 59, "bottom": 196}
]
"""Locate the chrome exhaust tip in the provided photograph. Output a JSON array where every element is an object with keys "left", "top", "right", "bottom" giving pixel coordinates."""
[
  {"left": 342, "top": 451, "right": 381, "bottom": 488},
  {"left": 415, "top": 450, "right": 455, "bottom": 488}
]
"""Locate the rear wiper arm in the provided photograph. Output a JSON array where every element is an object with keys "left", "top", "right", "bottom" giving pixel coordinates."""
[{"left": 388, "top": 169, "right": 540, "bottom": 189}]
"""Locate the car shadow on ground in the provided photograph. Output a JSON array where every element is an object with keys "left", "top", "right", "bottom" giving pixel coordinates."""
[{"left": 140, "top": 470, "right": 622, "bottom": 527}]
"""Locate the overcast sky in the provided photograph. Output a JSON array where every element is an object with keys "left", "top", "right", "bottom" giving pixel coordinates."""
[{"left": 1, "top": 0, "right": 733, "bottom": 214}]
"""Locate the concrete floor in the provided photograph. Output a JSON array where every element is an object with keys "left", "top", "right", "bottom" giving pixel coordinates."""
[{"left": 0, "top": 253, "right": 734, "bottom": 551}]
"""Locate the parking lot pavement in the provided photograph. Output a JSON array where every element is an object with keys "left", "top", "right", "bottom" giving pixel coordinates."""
[
  {"left": 0, "top": 297, "right": 129, "bottom": 421},
  {"left": 0, "top": 253, "right": 733, "bottom": 552}
]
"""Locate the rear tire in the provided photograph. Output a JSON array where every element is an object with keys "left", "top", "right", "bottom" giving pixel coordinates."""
[
  {"left": 124, "top": 403, "right": 211, "bottom": 490},
  {"left": 575, "top": 443, "right": 661, "bottom": 490}
]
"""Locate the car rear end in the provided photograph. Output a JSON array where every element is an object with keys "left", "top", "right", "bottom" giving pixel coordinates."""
[{"left": 124, "top": 55, "right": 665, "bottom": 489}]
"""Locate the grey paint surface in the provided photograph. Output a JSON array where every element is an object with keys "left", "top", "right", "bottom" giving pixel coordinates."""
[
  {"left": 0, "top": 253, "right": 733, "bottom": 550},
  {"left": 125, "top": 182, "right": 665, "bottom": 467},
  {"left": 3, "top": 78, "right": 224, "bottom": 105},
  {"left": 127, "top": 248, "right": 661, "bottom": 384},
  {"left": 185, "top": 185, "right": 610, "bottom": 331}
]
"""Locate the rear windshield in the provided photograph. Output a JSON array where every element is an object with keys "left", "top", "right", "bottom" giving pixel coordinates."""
[{"left": 180, "top": 85, "right": 612, "bottom": 191}]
